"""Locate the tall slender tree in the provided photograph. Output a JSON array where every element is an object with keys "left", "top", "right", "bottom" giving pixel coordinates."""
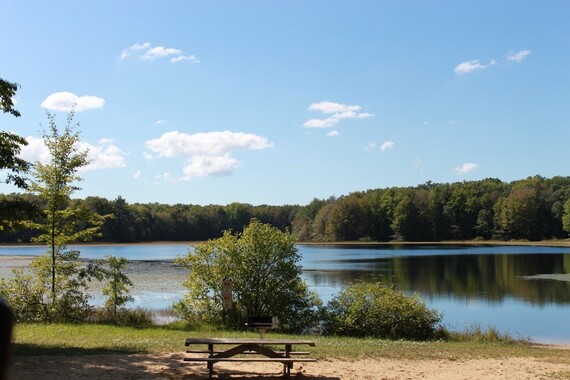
[{"left": 28, "top": 110, "right": 103, "bottom": 301}]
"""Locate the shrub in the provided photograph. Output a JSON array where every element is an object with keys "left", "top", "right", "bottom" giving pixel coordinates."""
[
  {"left": 322, "top": 282, "right": 442, "bottom": 340},
  {"left": 174, "top": 219, "right": 322, "bottom": 333}
]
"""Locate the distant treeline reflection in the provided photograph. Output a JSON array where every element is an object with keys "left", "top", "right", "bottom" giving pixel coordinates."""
[
  {"left": 304, "top": 253, "right": 570, "bottom": 305},
  {"left": 2, "top": 175, "right": 570, "bottom": 243}
]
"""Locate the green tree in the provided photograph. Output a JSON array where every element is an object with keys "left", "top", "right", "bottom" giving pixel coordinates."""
[
  {"left": 99, "top": 255, "right": 133, "bottom": 322},
  {"left": 562, "top": 199, "right": 570, "bottom": 237},
  {"left": 26, "top": 111, "right": 104, "bottom": 305},
  {"left": 108, "top": 196, "right": 136, "bottom": 242},
  {"left": 329, "top": 195, "right": 365, "bottom": 241},
  {"left": 0, "top": 78, "right": 21, "bottom": 117},
  {"left": 174, "top": 219, "right": 321, "bottom": 332},
  {"left": 0, "top": 78, "right": 30, "bottom": 190}
]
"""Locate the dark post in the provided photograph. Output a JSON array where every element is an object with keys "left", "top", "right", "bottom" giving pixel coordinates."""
[{"left": 0, "top": 297, "right": 14, "bottom": 380}]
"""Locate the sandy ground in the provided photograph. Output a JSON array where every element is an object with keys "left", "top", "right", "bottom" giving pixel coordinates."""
[{"left": 7, "top": 350, "right": 570, "bottom": 380}]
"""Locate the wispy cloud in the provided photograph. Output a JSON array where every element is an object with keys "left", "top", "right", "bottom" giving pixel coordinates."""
[
  {"left": 507, "top": 50, "right": 531, "bottom": 63},
  {"left": 155, "top": 119, "right": 167, "bottom": 125},
  {"left": 326, "top": 130, "right": 339, "bottom": 137},
  {"left": 455, "top": 163, "right": 479, "bottom": 175},
  {"left": 304, "top": 101, "right": 373, "bottom": 129},
  {"left": 20, "top": 137, "right": 127, "bottom": 171},
  {"left": 380, "top": 140, "right": 395, "bottom": 152},
  {"left": 120, "top": 42, "right": 199, "bottom": 64},
  {"left": 455, "top": 49, "right": 531, "bottom": 74},
  {"left": 145, "top": 130, "right": 273, "bottom": 179},
  {"left": 454, "top": 60, "right": 488, "bottom": 74},
  {"left": 41, "top": 92, "right": 105, "bottom": 112}
]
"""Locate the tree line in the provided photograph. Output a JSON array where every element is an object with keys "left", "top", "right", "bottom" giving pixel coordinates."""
[{"left": 1, "top": 175, "right": 570, "bottom": 243}]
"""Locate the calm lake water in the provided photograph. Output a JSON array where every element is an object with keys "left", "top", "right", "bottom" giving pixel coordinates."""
[{"left": 1, "top": 243, "right": 569, "bottom": 344}]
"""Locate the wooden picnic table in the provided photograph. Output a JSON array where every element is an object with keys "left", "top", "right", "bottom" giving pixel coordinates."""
[{"left": 184, "top": 337, "right": 316, "bottom": 379}]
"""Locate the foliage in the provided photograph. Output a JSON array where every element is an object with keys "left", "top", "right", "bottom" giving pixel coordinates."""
[
  {"left": 0, "top": 110, "right": 105, "bottom": 322},
  {"left": 97, "top": 256, "right": 134, "bottom": 322},
  {"left": 0, "top": 132, "right": 30, "bottom": 189},
  {"left": 0, "top": 250, "right": 98, "bottom": 322},
  {"left": 2, "top": 176, "right": 570, "bottom": 243},
  {"left": 26, "top": 110, "right": 104, "bottom": 301},
  {"left": 0, "top": 78, "right": 30, "bottom": 190},
  {"left": 322, "top": 282, "right": 442, "bottom": 340},
  {"left": 0, "top": 78, "right": 21, "bottom": 117},
  {"left": 174, "top": 219, "right": 321, "bottom": 332},
  {"left": 562, "top": 199, "right": 570, "bottom": 236}
]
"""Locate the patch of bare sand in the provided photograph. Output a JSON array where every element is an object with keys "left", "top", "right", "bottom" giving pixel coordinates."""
[{"left": 8, "top": 353, "right": 570, "bottom": 380}]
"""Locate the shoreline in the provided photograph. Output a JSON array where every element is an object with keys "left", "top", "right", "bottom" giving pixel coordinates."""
[{"left": 0, "top": 239, "right": 569, "bottom": 248}]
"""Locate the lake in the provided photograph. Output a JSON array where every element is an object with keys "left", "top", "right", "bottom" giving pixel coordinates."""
[{"left": 1, "top": 243, "right": 569, "bottom": 344}]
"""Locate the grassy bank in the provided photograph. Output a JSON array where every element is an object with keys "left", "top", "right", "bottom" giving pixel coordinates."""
[{"left": 12, "top": 323, "right": 570, "bottom": 363}]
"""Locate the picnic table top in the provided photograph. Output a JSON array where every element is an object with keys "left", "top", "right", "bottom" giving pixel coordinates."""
[{"left": 185, "top": 337, "right": 316, "bottom": 346}]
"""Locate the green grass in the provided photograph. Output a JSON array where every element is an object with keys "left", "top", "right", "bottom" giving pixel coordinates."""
[{"left": 12, "top": 322, "right": 570, "bottom": 363}]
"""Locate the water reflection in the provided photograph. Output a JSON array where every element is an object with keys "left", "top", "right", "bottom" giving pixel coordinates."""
[{"left": 300, "top": 245, "right": 570, "bottom": 305}]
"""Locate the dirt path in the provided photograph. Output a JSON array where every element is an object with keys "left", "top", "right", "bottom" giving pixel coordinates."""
[{"left": 8, "top": 351, "right": 570, "bottom": 379}]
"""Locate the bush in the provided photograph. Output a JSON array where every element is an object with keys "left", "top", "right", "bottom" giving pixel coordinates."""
[
  {"left": 174, "top": 219, "right": 322, "bottom": 333},
  {"left": 322, "top": 282, "right": 442, "bottom": 340}
]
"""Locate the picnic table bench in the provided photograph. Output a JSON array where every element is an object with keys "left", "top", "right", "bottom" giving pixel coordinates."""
[{"left": 184, "top": 337, "right": 316, "bottom": 379}]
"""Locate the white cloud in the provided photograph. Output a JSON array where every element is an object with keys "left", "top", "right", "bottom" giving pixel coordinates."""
[
  {"left": 182, "top": 154, "right": 238, "bottom": 178},
  {"left": 507, "top": 50, "right": 531, "bottom": 63},
  {"left": 364, "top": 143, "right": 376, "bottom": 152},
  {"left": 142, "top": 46, "right": 182, "bottom": 60},
  {"left": 20, "top": 136, "right": 127, "bottom": 171},
  {"left": 145, "top": 130, "right": 272, "bottom": 179},
  {"left": 308, "top": 101, "right": 361, "bottom": 114},
  {"left": 303, "top": 117, "right": 339, "bottom": 128},
  {"left": 99, "top": 138, "right": 114, "bottom": 144},
  {"left": 455, "top": 50, "right": 531, "bottom": 75},
  {"left": 304, "top": 101, "right": 374, "bottom": 130},
  {"left": 82, "top": 143, "right": 128, "bottom": 171},
  {"left": 170, "top": 54, "right": 200, "bottom": 64},
  {"left": 133, "top": 170, "right": 142, "bottom": 180},
  {"left": 326, "top": 130, "right": 339, "bottom": 137},
  {"left": 454, "top": 60, "right": 487, "bottom": 74},
  {"left": 155, "top": 119, "right": 167, "bottom": 125},
  {"left": 19, "top": 136, "right": 50, "bottom": 163},
  {"left": 380, "top": 141, "right": 395, "bottom": 152},
  {"left": 41, "top": 92, "right": 105, "bottom": 112},
  {"left": 120, "top": 42, "right": 151, "bottom": 59},
  {"left": 455, "top": 163, "right": 479, "bottom": 175},
  {"left": 120, "top": 42, "right": 199, "bottom": 64}
]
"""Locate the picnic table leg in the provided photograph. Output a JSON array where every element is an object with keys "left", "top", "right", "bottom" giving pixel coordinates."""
[
  {"left": 284, "top": 343, "right": 292, "bottom": 377},
  {"left": 208, "top": 343, "right": 214, "bottom": 379},
  {"left": 207, "top": 361, "right": 213, "bottom": 379}
]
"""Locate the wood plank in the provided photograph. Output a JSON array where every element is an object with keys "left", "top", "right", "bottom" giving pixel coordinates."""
[
  {"left": 185, "top": 338, "right": 315, "bottom": 346},
  {"left": 183, "top": 357, "right": 316, "bottom": 362},
  {"left": 185, "top": 350, "right": 310, "bottom": 355}
]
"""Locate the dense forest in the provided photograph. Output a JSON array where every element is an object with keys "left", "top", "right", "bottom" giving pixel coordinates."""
[{"left": 1, "top": 175, "right": 570, "bottom": 243}]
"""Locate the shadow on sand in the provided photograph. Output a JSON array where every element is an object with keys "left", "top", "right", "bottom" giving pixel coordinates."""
[{"left": 9, "top": 344, "right": 339, "bottom": 380}]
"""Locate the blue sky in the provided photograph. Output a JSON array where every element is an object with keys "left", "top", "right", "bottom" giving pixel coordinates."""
[{"left": 1, "top": 1, "right": 569, "bottom": 206}]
